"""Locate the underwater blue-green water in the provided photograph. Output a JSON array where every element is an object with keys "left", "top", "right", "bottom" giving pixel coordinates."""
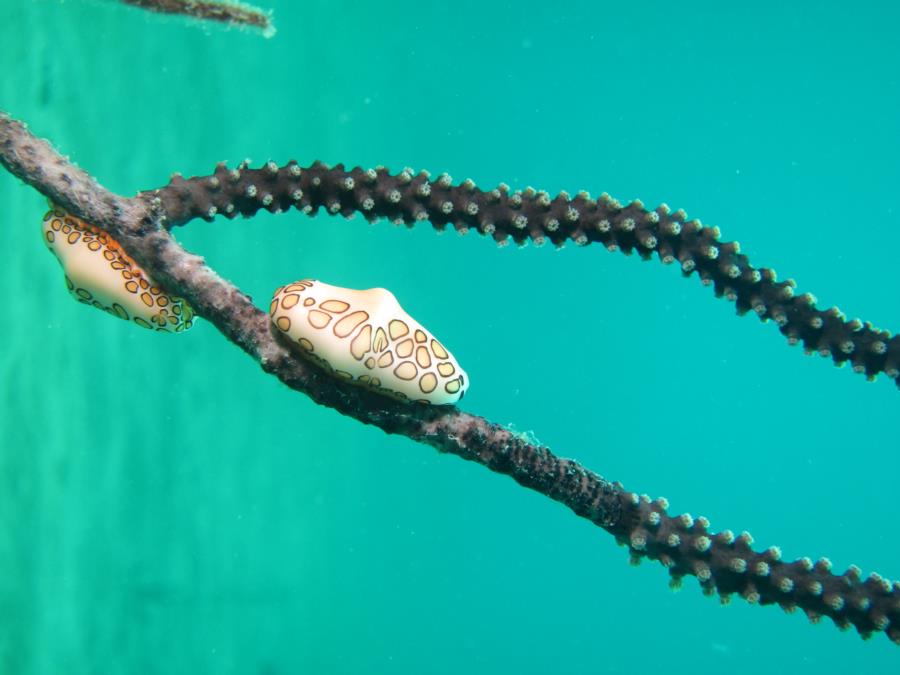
[{"left": 1, "top": 1, "right": 898, "bottom": 673}]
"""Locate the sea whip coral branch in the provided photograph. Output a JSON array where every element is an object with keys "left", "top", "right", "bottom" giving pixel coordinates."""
[
  {"left": 117, "top": 0, "right": 273, "bottom": 33},
  {"left": 150, "top": 161, "right": 900, "bottom": 388},
  {"left": 1, "top": 111, "right": 898, "bottom": 644}
]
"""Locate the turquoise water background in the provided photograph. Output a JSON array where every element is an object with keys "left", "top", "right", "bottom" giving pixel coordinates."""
[{"left": 1, "top": 1, "right": 898, "bottom": 673}]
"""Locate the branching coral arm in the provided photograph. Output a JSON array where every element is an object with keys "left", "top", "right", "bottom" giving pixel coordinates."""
[
  {"left": 150, "top": 161, "right": 900, "bottom": 388},
  {"left": 117, "top": 0, "right": 273, "bottom": 34},
  {"left": 1, "top": 112, "right": 898, "bottom": 644}
]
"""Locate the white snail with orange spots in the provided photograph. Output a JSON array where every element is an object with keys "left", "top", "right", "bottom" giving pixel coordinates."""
[
  {"left": 40, "top": 205, "right": 194, "bottom": 332},
  {"left": 270, "top": 280, "right": 469, "bottom": 405}
]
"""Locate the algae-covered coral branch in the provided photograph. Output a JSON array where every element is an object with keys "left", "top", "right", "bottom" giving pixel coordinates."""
[
  {"left": 118, "top": 0, "right": 273, "bottom": 34},
  {"left": 1, "top": 111, "right": 898, "bottom": 644}
]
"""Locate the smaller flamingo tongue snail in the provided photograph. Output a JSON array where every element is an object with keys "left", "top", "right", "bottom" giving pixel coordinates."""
[{"left": 40, "top": 204, "right": 194, "bottom": 333}]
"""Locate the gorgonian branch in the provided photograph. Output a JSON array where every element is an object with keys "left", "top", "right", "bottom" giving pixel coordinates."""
[
  {"left": 2, "top": 111, "right": 898, "bottom": 644},
  {"left": 147, "top": 161, "right": 900, "bottom": 389},
  {"left": 118, "top": 0, "right": 273, "bottom": 34}
]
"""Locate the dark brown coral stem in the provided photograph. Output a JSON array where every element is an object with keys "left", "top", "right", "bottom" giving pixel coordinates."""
[
  {"left": 148, "top": 161, "right": 900, "bottom": 389},
  {"left": 2, "top": 111, "right": 898, "bottom": 644},
  {"left": 119, "top": 0, "right": 272, "bottom": 33}
]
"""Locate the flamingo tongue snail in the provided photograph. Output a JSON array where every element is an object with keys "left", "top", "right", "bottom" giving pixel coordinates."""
[
  {"left": 40, "top": 204, "right": 195, "bottom": 332},
  {"left": 269, "top": 279, "right": 468, "bottom": 405}
]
